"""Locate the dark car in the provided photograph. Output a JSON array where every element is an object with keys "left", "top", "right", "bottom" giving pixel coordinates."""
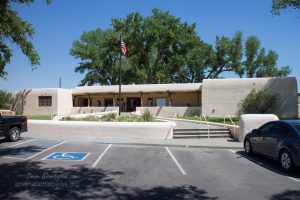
[
  {"left": 244, "top": 120, "right": 300, "bottom": 171},
  {"left": 0, "top": 114, "right": 28, "bottom": 142}
]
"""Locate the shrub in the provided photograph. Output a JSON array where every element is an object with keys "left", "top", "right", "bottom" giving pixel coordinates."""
[
  {"left": 141, "top": 109, "right": 154, "bottom": 122},
  {"left": 0, "top": 90, "right": 12, "bottom": 109},
  {"left": 117, "top": 115, "right": 142, "bottom": 122},
  {"left": 62, "top": 115, "right": 100, "bottom": 121},
  {"left": 185, "top": 109, "right": 200, "bottom": 117},
  {"left": 239, "top": 89, "right": 278, "bottom": 114},
  {"left": 100, "top": 113, "right": 117, "bottom": 121}
]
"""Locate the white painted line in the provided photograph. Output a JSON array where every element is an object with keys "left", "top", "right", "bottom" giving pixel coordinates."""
[
  {"left": 2, "top": 156, "right": 26, "bottom": 160},
  {"left": 228, "top": 149, "right": 236, "bottom": 154},
  {"left": 165, "top": 147, "right": 187, "bottom": 175},
  {"left": 25, "top": 141, "right": 67, "bottom": 160},
  {"left": 1, "top": 139, "right": 37, "bottom": 149},
  {"left": 92, "top": 144, "right": 112, "bottom": 168},
  {"left": 288, "top": 177, "right": 300, "bottom": 182}
]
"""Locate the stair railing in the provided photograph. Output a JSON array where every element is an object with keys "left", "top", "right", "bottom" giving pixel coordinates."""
[
  {"left": 223, "top": 113, "right": 236, "bottom": 136},
  {"left": 201, "top": 115, "right": 210, "bottom": 138}
]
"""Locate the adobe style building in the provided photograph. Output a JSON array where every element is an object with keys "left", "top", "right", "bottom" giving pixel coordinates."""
[{"left": 11, "top": 77, "right": 298, "bottom": 118}]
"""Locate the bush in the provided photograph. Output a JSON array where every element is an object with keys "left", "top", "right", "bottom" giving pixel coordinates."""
[
  {"left": 117, "top": 115, "right": 142, "bottom": 122},
  {"left": 0, "top": 90, "right": 12, "bottom": 109},
  {"left": 100, "top": 113, "right": 117, "bottom": 121},
  {"left": 141, "top": 109, "right": 154, "bottom": 122},
  {"left": 239, "top": 89, "right": 278, "bottom": 114},
  {"left": 185, "top": 109, "right": 200, "bottom": 117},
  {"left": 62, "top": 115, "right": 101, "bottom": 121}
]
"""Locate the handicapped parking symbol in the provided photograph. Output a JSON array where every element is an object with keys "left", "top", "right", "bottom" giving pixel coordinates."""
[
  {"left": 43, "top": 152, "right": 89, "bottom": 161},
  {"left": 53, "top": 153, "right": 76, "bottom": 159}
]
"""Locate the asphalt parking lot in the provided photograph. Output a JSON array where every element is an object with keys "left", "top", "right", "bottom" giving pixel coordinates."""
[{"left": 0, "top": 137, "right": 299, "bottom": 200}]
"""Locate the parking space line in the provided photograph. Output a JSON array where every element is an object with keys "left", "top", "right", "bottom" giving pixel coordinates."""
[
  {"left": 25, "top": 141, "right": 67, "bottom": 160},
  {"left": 228, "top": 149, "right": 237, "bottom": 154},
  {"left": 2, "top": 156, "right": 26, "bottom": 160},
  {"left": 165, "top": 147, "right": 187, "bottom": 175},
  {"left": 288, "top": 177, "right": 300, "bottom": 182},
  {"left": 91, "top": 144, "right": 112, "bottom": 168},
  {"left": 1, "top": 139, "right": 37, "bottom": 149}
]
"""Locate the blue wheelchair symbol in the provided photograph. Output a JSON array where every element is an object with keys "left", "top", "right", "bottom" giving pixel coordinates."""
[{"left": 43, "top": 152, "right": 89, "bottom": 161}]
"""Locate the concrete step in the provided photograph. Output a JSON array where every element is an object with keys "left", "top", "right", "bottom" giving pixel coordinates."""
[
  {"left": 173, "top": 134, "right": 231, "bottom": 138},
  {"left": 173, "top": 130, "right": 230, "bottom": 135},
  {"left": 173, "top": 128, "right": 231, "bottom": 139}
]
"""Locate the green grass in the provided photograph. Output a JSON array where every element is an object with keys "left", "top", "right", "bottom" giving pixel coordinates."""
[
  {"left": 27, "top": 115, "right": 52, "bottom": 120},
  {"left": 179, "top": 116, "right": 239, "bottom": 125}
]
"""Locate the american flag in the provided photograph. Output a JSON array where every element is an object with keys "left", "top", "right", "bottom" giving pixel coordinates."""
[{"left": 120, "top": 40, "right": 127, "bottom": 56}]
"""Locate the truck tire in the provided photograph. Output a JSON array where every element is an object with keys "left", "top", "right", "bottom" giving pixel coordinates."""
[{"left": 8, "top": 127, "right": 21, "bottom": 142}]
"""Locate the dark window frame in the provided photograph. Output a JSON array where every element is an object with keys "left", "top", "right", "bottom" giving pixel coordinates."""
[{"left": 38, "top": 96, "right": 52, "bottom": 107}]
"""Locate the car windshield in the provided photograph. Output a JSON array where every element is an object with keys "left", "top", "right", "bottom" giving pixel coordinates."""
[{"left": 292, "top": 124, "right": 300, "bottom": 135}]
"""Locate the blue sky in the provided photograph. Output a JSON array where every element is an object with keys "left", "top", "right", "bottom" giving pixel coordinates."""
[{"left": 1, "top": 0, "right": 300, "bottom": 92}]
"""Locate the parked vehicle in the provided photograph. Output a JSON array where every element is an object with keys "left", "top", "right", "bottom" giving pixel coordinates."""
[
  {"left": 0, "top": 114, "right": 28, "bottom": 142},
  {"left": 244, "top": 120, "right": 300, "bottom": 171}
]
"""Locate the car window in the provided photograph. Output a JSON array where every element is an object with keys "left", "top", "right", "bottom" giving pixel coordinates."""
[
  {"left": 271, "top": 124, "right": 289, "bottom": 136},
  {"left": 259, "top": 123, "right": 273, "bottom": 136},
  {"left": 291, "top": 124, "right": 300, "bottom": 135}
]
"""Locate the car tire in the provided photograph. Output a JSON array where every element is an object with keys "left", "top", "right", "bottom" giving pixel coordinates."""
[
  {"left": 244, "top": 139, "right": 252, "bottom": 155},
  {"left": 279, "top": 150, "right": 294, "bottom": 171},
  {"left": 8, "top": 127, "right": 21, "bottom": 142}
]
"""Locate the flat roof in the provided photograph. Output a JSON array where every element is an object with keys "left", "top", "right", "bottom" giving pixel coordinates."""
[{"left": 72, "top": 83, "right": 202, "bottom": 95}]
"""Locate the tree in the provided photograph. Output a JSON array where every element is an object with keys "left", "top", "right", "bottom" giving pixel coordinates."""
[
  {"left": 112, "top": 8, "right": 207, "bottom": 84},
  {"left": 239, "top": 89, "right": 278, "bottom": 114},
  {"left": 0, "top": 90, "right": 12, "bottom": 109},
  {"left": 0, "top": 0, "right": 51, "bottom": 78},
  {"left": 256, "top": 50, "right": 291, "bottom": 77},
  {"left": 71, "top": 8, "right": 209, "bottom": 85},
  {"left": 272, "top": 0, "right": 300, "bottom": 15},
  {"left": 71, "top": 9, "right": 291, "bottom": 86},
  {"left": 242, "top": 35, "right": 290, "bottom": 78}
]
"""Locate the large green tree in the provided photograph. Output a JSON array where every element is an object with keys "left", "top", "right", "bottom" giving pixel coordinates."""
[
  {"left": 70, "top": 8, "right": 291, "bottom": 86},
  {"left": 0, "top": 0, "right": 50, "bottom": 78},
  {"left": 70, "top": 8, "right": 209, "bottom": 85},
  {"left": 272, "top": 0, "right": 300, "bottom": 15}
]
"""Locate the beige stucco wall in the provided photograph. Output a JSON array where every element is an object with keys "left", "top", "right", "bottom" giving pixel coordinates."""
[
  {"left": 202, "top": 77, "right": 298, "bottom": 118},
  {"left": 12, "top": 88, "right": 58, "bottom": 115},
  {"left": 136, "top": 106, "right": 201, "bottom": 117},
  {"left": 71, "top": 107, "right": 118, "bottom": 114},
  {"left": 57, "top": 89, "right": 72, "bottom": 115}
]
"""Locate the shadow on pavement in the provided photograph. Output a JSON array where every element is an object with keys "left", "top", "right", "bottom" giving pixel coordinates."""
[
  {"left": 269, "top": 190, "right": 300, "bottom": 200},
  {"left": 235, "top": 151, "right": 300, "bottom": 178},
  {"left": 0, "top": 145, "right": 45, "bottom": 157},
  {"left": 0, "top": 161, "right": 218, "bottom": 200}
]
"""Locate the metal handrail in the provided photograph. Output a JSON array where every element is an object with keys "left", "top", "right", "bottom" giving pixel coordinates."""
[
  {"left": 223, "top": 113, "right": 236, "bottom": 136},
  {"left": 200, "top": 115, "right": 210, "bottom": 138}
]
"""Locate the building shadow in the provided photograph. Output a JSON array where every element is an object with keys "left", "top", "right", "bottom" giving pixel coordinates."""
[{"left": 0, "top": 161, "right": 218, "bottom": 200}]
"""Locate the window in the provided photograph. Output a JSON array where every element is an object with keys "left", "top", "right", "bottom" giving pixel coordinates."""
[
  {"left": 259, "top": 123, "right": 273, "bottom": 136},
  {"left": 82, "top": 99, "right": 88, "bottom": 107},
  {"left": 156, "top": 98, "right": 167, "bottom": 106},
  {"left": 147, "top": 98, "right": 153, "bottom": 107},
  {"left": 105, "top": 98, "right": 113, "bottom": 107},
  {"left": 272, "top": 124, "right": 289, "bottom": 136},
  {"left": 38, "top": 96, "right": 52, "bottom": 107}
]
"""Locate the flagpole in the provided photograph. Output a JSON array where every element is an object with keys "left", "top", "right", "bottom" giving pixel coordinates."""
[{"left": 118, "top": 33, "right": 122, "bottom": 116}]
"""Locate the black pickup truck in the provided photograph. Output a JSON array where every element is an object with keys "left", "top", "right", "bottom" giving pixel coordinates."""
[{"left": 0, "top": 114, "right": 28, "bottom": 142}]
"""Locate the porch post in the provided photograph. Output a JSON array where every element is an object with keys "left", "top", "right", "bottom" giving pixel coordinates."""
[{"left": 168, "top": 91, "right": 172, "bottom": 107}]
